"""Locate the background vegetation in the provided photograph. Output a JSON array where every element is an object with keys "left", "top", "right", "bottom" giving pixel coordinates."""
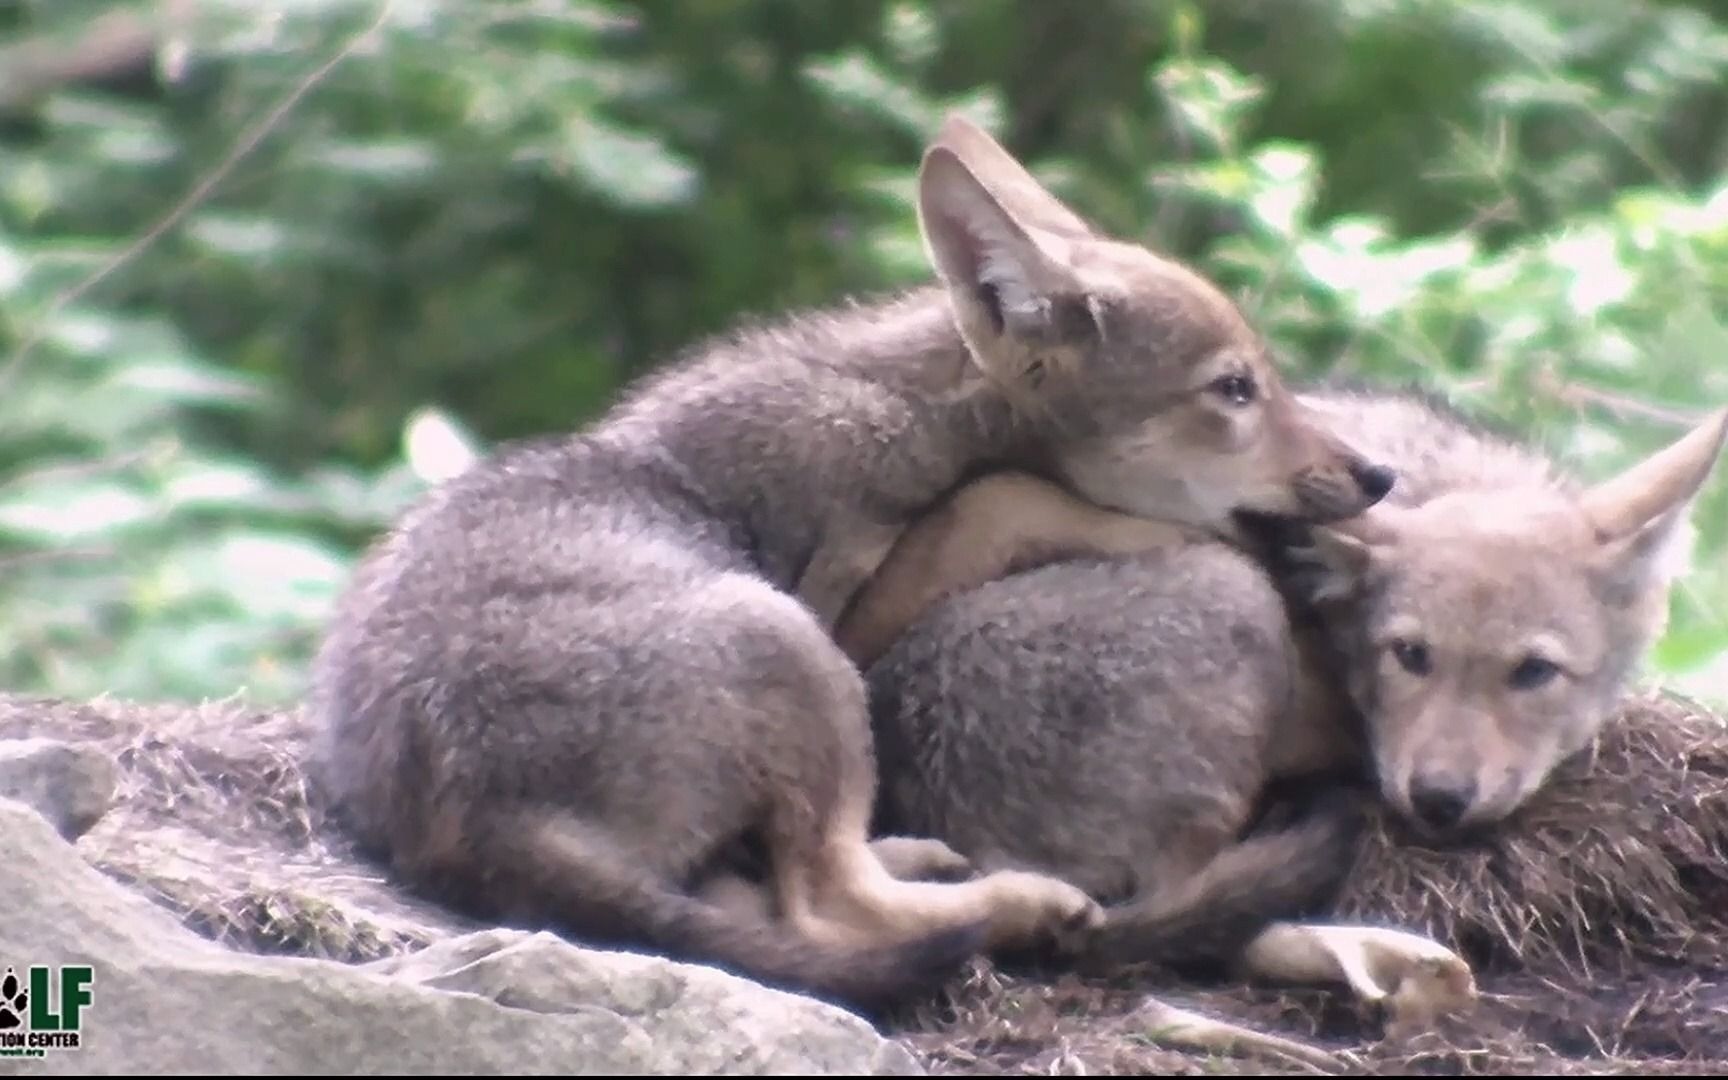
[{"left": 2, "top": 0, "right": 1726, "bottom": 708}]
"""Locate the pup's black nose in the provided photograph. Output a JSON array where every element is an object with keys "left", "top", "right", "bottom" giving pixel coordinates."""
[
  {"left": 1350, "top": 462, "right": 1396, "bottom": 501},
  {"left": 1408, "top": 776, "right": 1476, "bottom": 833}
]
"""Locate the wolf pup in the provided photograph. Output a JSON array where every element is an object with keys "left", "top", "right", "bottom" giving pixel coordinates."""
[
  {"left": 303, "top": 115, "right": 1394, "bottom": 1016},
  {"left": 850, "top": 382, "right": 1727, "bottom": 1042}
]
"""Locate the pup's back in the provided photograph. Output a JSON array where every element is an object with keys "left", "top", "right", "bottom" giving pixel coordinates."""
[{"left": 871, "top": 542, "right": 1297, "bottom": 896}]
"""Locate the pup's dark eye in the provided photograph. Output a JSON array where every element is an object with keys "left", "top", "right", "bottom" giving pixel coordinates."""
[
  {"left": 1390, "top": 638, "right": 1431, "bottom": 676},
  {"left": 1209, "top": 373, "right": 1257, "bottom": 406},
  {"left": 1509, "top": 655, "right": 1560, "bottom": 690}
]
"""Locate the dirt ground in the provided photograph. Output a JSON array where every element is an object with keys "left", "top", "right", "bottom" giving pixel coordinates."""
[
  {"left": 886, "top": 945, "right": 1728, "bottom": 1075},
  {"left": 2, "top": 684, "right": 1724, "bottom": 1076}
]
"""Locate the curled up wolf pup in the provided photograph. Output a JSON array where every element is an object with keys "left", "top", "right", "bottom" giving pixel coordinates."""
[
  {"left": 846, "top": 382, "right": 1728, "bottom": 1055},
  {"left": 302, "top": 115, "right": 1396, "bottom": 1017}
]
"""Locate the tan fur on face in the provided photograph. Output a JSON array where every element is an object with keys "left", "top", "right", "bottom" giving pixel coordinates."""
[
  {"left": 913, "top": 123, "right": 1392, "bottom": 537},
  {"left": 1315, "top": 408, "right": 1728, "bottom": 833},
  {"left": 1051, "top": 365, "right": 1387, "bottom": 530},
  {"left": 1346, "top": 491, "right": 1621, "bottom": 826}
]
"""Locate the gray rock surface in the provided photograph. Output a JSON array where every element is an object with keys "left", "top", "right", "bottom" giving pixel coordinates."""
[
  {"left": 368, "top": 931, "right": 925, "bottom": 1074},
  {"left": 0, "top": 796, "right": 922, "bottom": 1075},
  {"left": 0, "top": 738, "right": 115, "bottom": 841}
]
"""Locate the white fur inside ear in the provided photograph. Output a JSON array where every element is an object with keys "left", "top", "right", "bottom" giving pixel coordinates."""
[
  {"left": 976, "top": 244, "right": 1050, "bottom": 330},
  {"left": 920, "top": 153, "right": 1058, "bottom": 335},
  {"left": 944, "top": 184, "right": 1047, "bottom": 324},
  {"left": 1591, "top": 501, "right": 1703, "bottom": 614},
  {"left": 1642, "top": 507, "right": 1698, "bottom": 589},
  {"left": 1085, "top": 294, "right": 1110, "bottom": 345}
]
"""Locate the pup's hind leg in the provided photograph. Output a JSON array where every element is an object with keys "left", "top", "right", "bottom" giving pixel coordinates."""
[
  {"left": 779, "top": 809, "right": 1103, "bottom": 956},
  {"left": 696, "top": 870, "right": 778, "bottom": 924},
  {"left": 778, "top": 744, "right": 1101, "bottom": 955},
  {"left": 690, "top": 836, "right": 972, "bottom": 923},
  {"left": 735, "top": 582, "right": 1102, "bottom": 954}
]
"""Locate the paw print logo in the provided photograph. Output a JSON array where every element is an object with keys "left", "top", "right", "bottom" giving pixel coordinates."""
[{"left": 0, "top": 967, "right": 24, "bottom": 1030}]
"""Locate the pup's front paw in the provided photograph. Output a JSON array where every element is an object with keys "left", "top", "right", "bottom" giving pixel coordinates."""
[{"left": 1291, "top": 925, "right": 1477, "bottom": 1036}]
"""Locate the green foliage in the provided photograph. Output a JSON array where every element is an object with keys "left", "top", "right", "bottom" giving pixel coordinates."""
[{"left": 1, "top": 0, "right": 1726, "bottom": 705}]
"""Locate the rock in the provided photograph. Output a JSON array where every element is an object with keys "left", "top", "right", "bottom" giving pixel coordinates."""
[
  {"left": 368, "top": 930, "right": 924, "bottom": 1075},
  {"left": 0, "top": 738, "right": 116, "bottom": 841},
  {"left": 0, "top": 796, "right": 922, "bottom": 1075}
]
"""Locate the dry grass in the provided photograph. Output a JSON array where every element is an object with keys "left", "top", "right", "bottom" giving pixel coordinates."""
[
  {"left": 891, "top": 959, "right": 1728, "bottom": 1076},
  {"left": 0, "top": 692, "right": 480, "bottom": 964},
  {"left": 1336, "top": 691, "right": 1728, "bottom": 979},
  {"left": 1, "top": 685, "right": 1724, "bottom": 1075}
]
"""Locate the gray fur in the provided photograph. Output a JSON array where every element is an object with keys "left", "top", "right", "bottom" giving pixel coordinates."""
[
  {"left": 303, "top": 117, "right": 1395, "bottom": 1016},
  {"left": 866, "top": 536, "right": 1363, "bottom": 977},
  {"left": 863, "top": 380, "right": 1727, "bottom": 976}
]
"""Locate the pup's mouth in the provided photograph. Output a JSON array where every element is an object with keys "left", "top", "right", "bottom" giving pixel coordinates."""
[{"left": 1230, "top": 508, "right": 1312, "bottom": 545}]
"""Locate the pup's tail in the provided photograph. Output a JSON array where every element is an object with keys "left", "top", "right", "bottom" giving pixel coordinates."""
[
  {"left": 1076, "top": 788, "right": 1365, "bottom": 976},
  {"left": 449, "top": 810, "right": 986, "bottom": 1018}
]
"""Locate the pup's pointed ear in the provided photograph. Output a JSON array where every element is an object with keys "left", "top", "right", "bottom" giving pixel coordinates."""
[
  {"left": 930, "top": 114, "right": 1097, "bottom": 240},
  {"left": 1585, "top": 407, "right": 1728, "bottom": 603},
  {"left": 1295, "top": 505, "right": 1408, "bottom": 605},
  {"left": 917, "top": 142, "right": 1085, "bottom": 352}
]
